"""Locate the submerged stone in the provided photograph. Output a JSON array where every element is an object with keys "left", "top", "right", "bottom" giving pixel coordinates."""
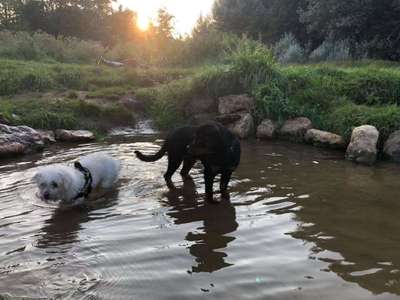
[{"left": 55, "top": 129, "right": 95, "bottom": 142}]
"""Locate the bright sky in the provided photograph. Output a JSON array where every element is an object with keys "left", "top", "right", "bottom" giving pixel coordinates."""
[{"left": 116, "top": 0, "right": 215, "bottom": 35}]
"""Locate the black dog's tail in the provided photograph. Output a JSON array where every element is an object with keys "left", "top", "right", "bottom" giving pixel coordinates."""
[{"left": 135, "top": 144, "right": 167, "bottom": 162}]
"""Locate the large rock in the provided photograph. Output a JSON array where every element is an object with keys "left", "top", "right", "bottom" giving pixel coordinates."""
[
  {"left": 190, "top": 113, "right": 216, "bottom": 125},
  {"left": 383, "top": 130, "right": 400, "bottom": 163},
  {"left": 279, "top": 117, "right": 313, "bottom": 141},
  {"left": 218, "top": 94, "right": 255, "bottom": 115},
  {"left": 185, "top": 95, "right": 217, "bottom": 116},
  {"left": 0, "top": 124, "right": 44, "bottom": 157},
  {"left": 227, "top": 113, "right": 255, "bottom": 139},
  {"left": 36, "top": 130, "right": 56, "bottom": 144},
  {"left": 257, "top": 119, "right": 278, "bottom": 139},
  {"left": 345, "top": 125, "right": 379, "bottom": 165},
  {"left": 215, "top": 113, "right": 242, "bottom": 126},
  {"left": 55, "top": 129, "right": 95, "bottom": 142},
  {"left": 304, "top": 129, "right": 346, "bottom": 149}
]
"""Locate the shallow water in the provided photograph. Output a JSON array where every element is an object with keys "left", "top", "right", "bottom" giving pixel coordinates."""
[{"left": 1, "top": 130, "right": 400, "bottom": 299}]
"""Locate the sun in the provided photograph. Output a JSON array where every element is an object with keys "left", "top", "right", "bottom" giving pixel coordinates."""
[{"left": 137, "top": 14, "right": 150, "bottom": 31}]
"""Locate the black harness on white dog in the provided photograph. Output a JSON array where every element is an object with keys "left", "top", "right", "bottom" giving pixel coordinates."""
[{"left": 73, "top": 162, "right": 93, "bottom": 201}]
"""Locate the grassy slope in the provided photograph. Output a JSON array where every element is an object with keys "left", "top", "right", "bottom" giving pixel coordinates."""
[
  {"left": 279, "top": 63, "right": 400, "bottom": 140},
  {"left": 0, "top": 59, "right": 193, "bottom": 133},
  {"left": 1, "top": 58, "right": 400, "bottom": 145},
  {"left": 137, "top": 59, "right": 400, "bottom": 145}
]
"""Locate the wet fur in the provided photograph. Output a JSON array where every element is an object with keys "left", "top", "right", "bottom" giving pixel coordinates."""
[
  {"left": 135, "top": 121, "right": 241, "bottom": 202},
  {"left": 33, "top": 153, "right": 120, "bottom": 205}
]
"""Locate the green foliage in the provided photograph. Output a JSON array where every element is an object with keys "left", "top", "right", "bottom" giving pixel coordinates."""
[
  {"left": 0, "top": 98, "right": 133, "bottom": 132},
  {"left": 0, "top": 31, "right": 105, "bottom": 63},
  {"left": 309, "top": 40, "right": 351, "bottom": 62},
  {"left": 329, "top": 103, "right": 400, "bottom": 140},
  {"left": 0, "top": 59, "right": 192, "bottom": 96},
  {"left": 225, "top": 37, "right": 278, "bottom": 89},
  {"left": 274, "top": 33, "right": 306, "bottom": 64}
]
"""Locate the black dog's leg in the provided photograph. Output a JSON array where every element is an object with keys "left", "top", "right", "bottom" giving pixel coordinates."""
[
  {"left": 204, "top": 167, "right": 217, "bottom": 203},
  {"left": 164, "top": 155, "right": 183, "bottom": 189},
  {"left": 180, "top": 157, "right": 196, "bottom": 180},
  {"left": 220, "top": 171, "right": 232, "bottom": 200}
]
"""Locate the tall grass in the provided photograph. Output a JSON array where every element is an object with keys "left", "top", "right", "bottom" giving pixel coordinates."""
[
  {"left": 0, "top": 31, "right": 105, "bottom": 63},
  {"left": 0, "top": 98, "right": 133, "bottom": 132},
  {"left": 0, "top": 58, "right": 192, "bottom": 95}
]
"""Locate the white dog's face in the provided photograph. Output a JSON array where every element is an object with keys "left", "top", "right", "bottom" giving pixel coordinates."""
[{"left": 33, "top": 169, "right": 66, "bottom": 201}]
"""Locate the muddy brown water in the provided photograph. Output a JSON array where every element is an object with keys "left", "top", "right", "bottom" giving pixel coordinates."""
[{"left": 1, "top": 128, "right": 400, "bottom": 299}]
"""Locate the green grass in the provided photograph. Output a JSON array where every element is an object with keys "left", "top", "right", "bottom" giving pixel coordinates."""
[
  {"left": 0, "top": 98, "right": 134, "bottom": 133},
  {"left": 0, "top": 59, "right": 194, "bottom": 96},
  {"left": 2, "top": 47, "right": 400, "bottom": 144}
]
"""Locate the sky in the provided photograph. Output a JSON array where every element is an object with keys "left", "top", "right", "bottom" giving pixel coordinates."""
[{"left": 116, "top": 0, "right": 215, "bottom": 35}]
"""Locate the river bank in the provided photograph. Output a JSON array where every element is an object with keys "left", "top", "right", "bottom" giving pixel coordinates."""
[{"left": 2, "top": 58, "right": 400, "bottom": 165}]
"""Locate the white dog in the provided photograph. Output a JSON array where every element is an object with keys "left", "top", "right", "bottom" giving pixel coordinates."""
[{"left": 33, "top": 152, "right": 121, "bottom": 205}]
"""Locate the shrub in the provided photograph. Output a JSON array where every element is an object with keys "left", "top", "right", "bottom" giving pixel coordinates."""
[
  {"left": 0, "top": 31, "right": 105, "bottom": 63},
  {"left": 329, "top": 103, "right": 400, "bottom": 140},
  {"left": 309, "top": 40, "right": 351, "bottom": 62},
  {"left": 0, "top": 98, "right": 133, "bottom": 132},
  {"left": 274, "top": 33, "right": 306, "bottom": 64}
]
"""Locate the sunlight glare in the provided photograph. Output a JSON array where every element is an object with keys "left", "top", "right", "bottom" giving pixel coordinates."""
[
  {"left": 116, "top": 0, "right": 214, "bottom": 35},
  {"left": 137, "top": 14, "right": 150, "bottom": 31}
]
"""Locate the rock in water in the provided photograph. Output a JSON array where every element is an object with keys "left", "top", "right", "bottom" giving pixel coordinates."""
[
  {"left": 304, "top": 129, "right": 346, "bottom": 149},
  {"left": 227, "top": 113, "right": 255, "bottom": 139},
  {"left": 383, "top": 130, "right": 400, "bottom": 163},
  {"left": 345, "top": 125, "right": 379, "bottom": 165},
  {"left": 218, "top": 94, "right": 255, "bottom": 115},
  {"left": 257, "top": 119, "right": 277, "bottom": 139},
  {"left": 185, "top": 95, "right": 217, "bottom": 116},
  {"left": 36, "top": 130, "right": 56, "bottom": 144},
  {"left": 0, "top": 124, "right": 44, "bottom": 157},
  {"left": 280, "top": 117, "right": 313, "bottom": 141},
  {"left": 55, "top": 129, "right": 95, "bottom": 142}
]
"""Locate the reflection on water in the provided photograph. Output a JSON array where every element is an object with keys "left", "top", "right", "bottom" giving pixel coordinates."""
[
  {"left": 36, "top": 190, "right": 120, "bottom": 249},
  {"left": 1, "top": 134, "right": 400, "bottom": 299},
  {"left": 163, "top": 179, "right": 238, "bottom": 273}
]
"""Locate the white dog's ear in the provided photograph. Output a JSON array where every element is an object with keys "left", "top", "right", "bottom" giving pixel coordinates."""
[{"left": 32, "top": 173, "right": 42, "bottom": 183}]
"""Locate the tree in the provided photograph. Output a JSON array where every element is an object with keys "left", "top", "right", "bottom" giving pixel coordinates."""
[
  {"left": 18, "top": 0, "right": 47, "bottom": 32},
  {"left": 299, "top": 0, "right": 400, "bottom": 59},
  {"left": 192, "top": 14, "right": 214, "bottom": 37},
  {"left": 259, "top": 0, "right": 308, "bottom": 44},
  {"left": 106, "top": 7, "right": 138, "bottom": 45},
  {"left": 0, "top": 0, "right": 23, "bottom": 29},
  {"left": 212, "top": 0, "right": 267, "bottom": 39},
  {"left": 155, "top": 7, "right": 175, "bottom": 39}
]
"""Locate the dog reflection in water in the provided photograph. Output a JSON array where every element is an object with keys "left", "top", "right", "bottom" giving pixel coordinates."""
[
  {"left": 35, "top": 190, "right": 120, "bottom": 249},
  {"left": 164, "top": 178, "right": 238, "bottom": 273}
]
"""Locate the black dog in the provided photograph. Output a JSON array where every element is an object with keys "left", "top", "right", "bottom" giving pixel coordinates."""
[{"left": 135, "top": 121, "right": 241, "bottom": 202}]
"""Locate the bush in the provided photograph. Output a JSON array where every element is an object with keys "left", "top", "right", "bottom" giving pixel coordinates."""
[
  {"left": 0, "top": 98, "right": 133, "bottom": 132},
  {"left": 274, "top": 33, "right": 306, "bottom": 64},
  {"left": 329, "top": 103, "right": 400, "bottom": 140},
  {"left": 309, "top": 40, "right": 351, "bottom": 62},
  {"left": 0, "top": 31, "right": 105, "bottom": 63}
]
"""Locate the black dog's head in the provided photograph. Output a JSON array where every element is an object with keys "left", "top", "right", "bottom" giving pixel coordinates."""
[{"left": 188, "top": 122, "right": 225, "bottom": 157}]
